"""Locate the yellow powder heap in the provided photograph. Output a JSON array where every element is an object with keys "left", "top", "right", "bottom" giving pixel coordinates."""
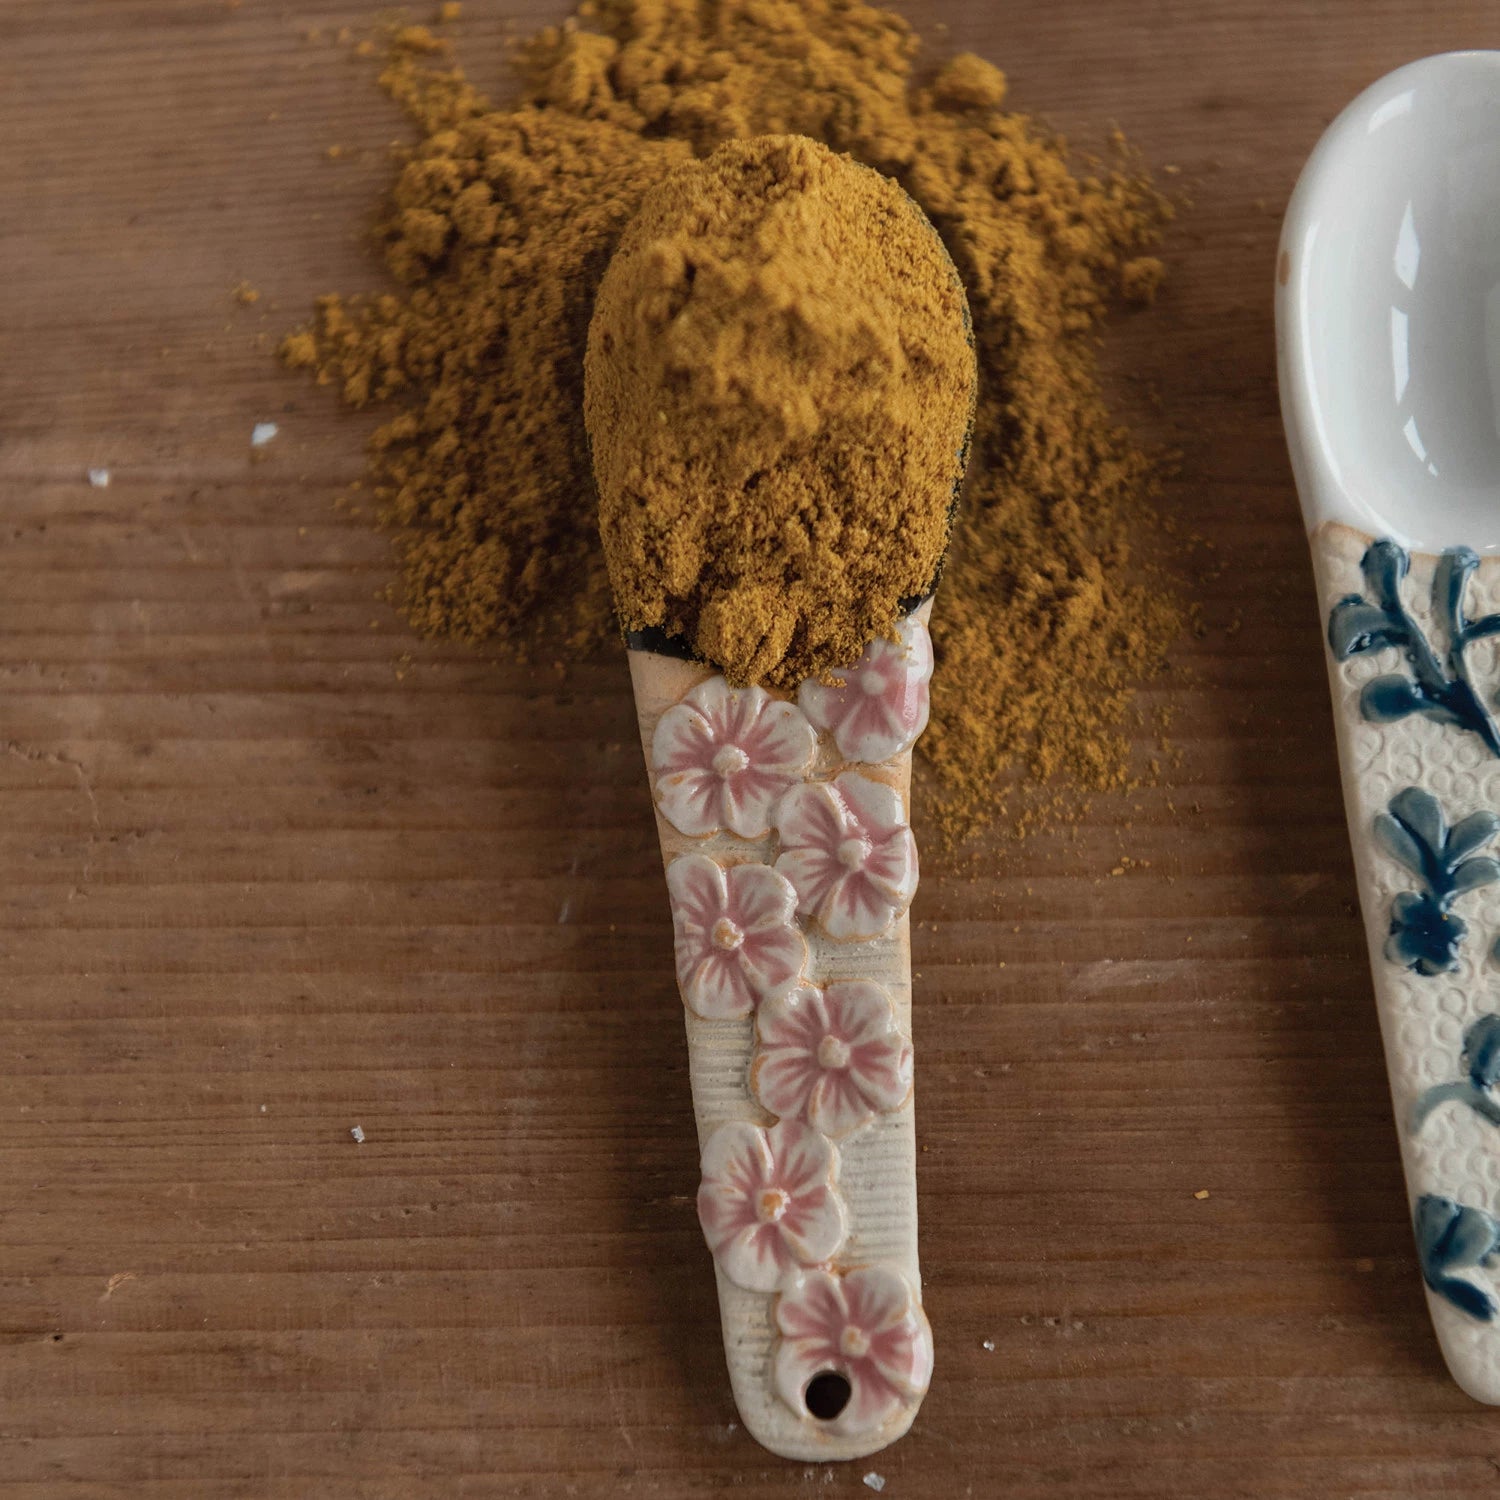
[
  {"left": 585, "top": 135, "right": 974, "bottom": 688},
  {"left": 282, "top": 5, "right": 1183, "bottom": 841},
  {"left": 282, "top": 97, "right": 691, "bottom": 650}
]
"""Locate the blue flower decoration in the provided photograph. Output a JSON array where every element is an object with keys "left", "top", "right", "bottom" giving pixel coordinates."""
[
  {"left": 1387, "top": 892, "right": 1467, "bottom": 976},
  {"left": 1329, "top": 539, "right": 1500, "bottom": 755},
  {"left": 1374, "top": 787, "right": 1500, "bottom": 976},
  {"left": 1415, "top": 1194, "right": 1500, "bottom": 1322}
]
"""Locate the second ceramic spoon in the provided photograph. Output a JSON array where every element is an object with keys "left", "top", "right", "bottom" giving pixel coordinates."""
[{"left": 1278, "top": 50, "right": 1500, "bottom": 1399}]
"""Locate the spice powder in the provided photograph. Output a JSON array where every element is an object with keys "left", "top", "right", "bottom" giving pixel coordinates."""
[
  {"left": 281, "top": 2, "right": 1183, "bottom": 841},
  {"left": 586, "top": 134, "right": 974, "bottom": 689}
]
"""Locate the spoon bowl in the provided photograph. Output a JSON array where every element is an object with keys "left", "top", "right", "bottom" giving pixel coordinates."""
[{"left": 1280, "top": 50, "right": 1500, "bottom": 550}]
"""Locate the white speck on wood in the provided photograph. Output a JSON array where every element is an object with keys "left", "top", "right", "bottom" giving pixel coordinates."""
[
  {"left": 87, "top": 467, "right": 110, "bottom": 487},
  {"left": 251, "top": 422, "right": 278, "bottom": 447},
  {"left": 863, "top": 1474, "right": 886, "bottom": 1493},
  {"left": 350, "top": 1125, "right": 365, "bottom": 1144}
]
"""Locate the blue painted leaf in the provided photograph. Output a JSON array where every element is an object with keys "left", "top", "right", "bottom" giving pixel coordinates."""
[
  {"left": 1436, "top": 547, "right": 1480, "bottom": 621},
  {"left": 1416, "top": 1194, "right": 1500, "bottom": 1321},
  {"left": 1433, "top": 1274, "right": 1498, "bottom": 1320},
  {"left": 1390, "top": 786, "right": 1446, "bottom": 858},
  {"left": 1327, "top": 599, "right": 1405, "bottom": 657},
  {"left": 1361, "top": 675, "right": 1426, "bottom": 723},
  {"left": 1452, "top": 857, "right": 1500, "bottom": 895},
  {"left": 1465, "top": 1016, "right": 1500, "bottom": 1088},
  {"left": 1373, "top": 812, "right": 1428, "bottom": 878},
  {"left": 1441, "top": 1200, "right": 1499, "bottom": 1265},
  {"left": 1465, "top": 612, "right": 1500, "bottom": 644},
  {"left": 1446, "top": 811, "right": 1500, "bottom": 863},
  {"left": 1362, "top": 538, "right": 1409, "bottom": 606}
]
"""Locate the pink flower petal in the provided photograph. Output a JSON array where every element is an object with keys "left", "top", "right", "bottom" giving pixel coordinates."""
[
  {"left": 849, "top": 1035, "right": 913, "bottom": 1114},
  {"left": 666, "top": 853, "right": 728, "bottom": 928},
  {"left": 843, "top": 1265, "right": 914, "bottom": 1335},
  {"left": 818, "top": 870, "right": 899, "bottom": 942},
  {"left": 737, "top": 923, "right": 807, "bottom": 1005},
  {"left": 728, "top": 863, "right": 799, "bottom": 931},
  {"left": 743, "top": 697, "right": 819, "bottom": 776},
  {"left": 752, "top": 1045, "right": 821, "bottom": 1119},
  {"left": 655, "top": 767, "right": 725, "bottom": 839},
  {"left": 719, "top": 769, "right": 787, "bottom": 839},
  {"left": 651, "top": 700, "right": 715, "bottom": 774},
  {"left": 774, "top": 1268, "right": 847, "bottom": 1344},
  {"left": 806, "top": 1069, "right": 875, "bottom": 1136},
  {"left": 861, "top": 828, "right": 919, "bottom": 907},
  {"left": 778, "top": 1184, "right": 847, "bottom": 1269},
  {"left": 823, "top": 981, "right": 892, "bottom": 1047},
  {"left": 756, "top": 985, "right": 827, "bottom": 1049},
  {"left": 773, "top": 1119, "right": 837, "bottom": 1197},
  {"left": 773, "top": 845, "right": 842, "bottom": 923},
  {"left": 775, "top": 781, "right": 849, "bottom": 851},
  {"left": 717, "top": 1221, "right": 797, "bottom": 1290},
  {"left": 681, "top": 950, "right": 756, "bottom": 1019},
  {"left": 835, "top": 772, "right": 908, "bottom": 840}
]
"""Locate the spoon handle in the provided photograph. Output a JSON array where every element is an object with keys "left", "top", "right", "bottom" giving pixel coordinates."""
[
  {"left": 627, "top": 604, "right": 935, "bottom": 1459},
  {"left": 1313, "top": 522, "right": 1500, "bottom": 1401}
]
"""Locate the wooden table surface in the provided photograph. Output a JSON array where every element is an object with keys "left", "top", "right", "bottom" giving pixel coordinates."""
[{"left": 6, "top": 2, "right": 1500, "bottom": 1496}]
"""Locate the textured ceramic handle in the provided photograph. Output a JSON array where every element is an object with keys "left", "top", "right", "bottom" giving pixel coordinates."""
[
  {"left": 1313, "top": 522, "right": 1500, "bottom": 1402},
  {"left": 627, "top": 602, "right": 934, "bottom": 1460}
]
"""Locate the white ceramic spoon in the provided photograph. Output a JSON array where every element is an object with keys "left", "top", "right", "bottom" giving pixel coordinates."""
[{"left": 1278, "top": 50, "right": 1500, "bottom": 1399}]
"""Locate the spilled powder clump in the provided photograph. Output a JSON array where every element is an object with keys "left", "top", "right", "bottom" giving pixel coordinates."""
[
  {"left": 281, "top": 5, "right": 1183, "bottom": 840},
  {"left": 586, "top": 134, "right": 974, "bottom": 688}
]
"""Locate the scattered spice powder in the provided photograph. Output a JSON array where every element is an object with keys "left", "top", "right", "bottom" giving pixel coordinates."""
[
  {"left": 585, "top": 134, "right": 974, "bottom": 688},
  {"left": 281, "top": 3, "right": 1184, "bottom": 841}
]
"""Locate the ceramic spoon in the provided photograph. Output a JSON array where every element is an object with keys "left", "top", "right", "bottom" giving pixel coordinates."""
[
  {"left": 1278, "top": 50, "right": 1500, "bottom": 1399},
  {"left": 600, "top": 317, "right": 974, "bottom": 1460}
]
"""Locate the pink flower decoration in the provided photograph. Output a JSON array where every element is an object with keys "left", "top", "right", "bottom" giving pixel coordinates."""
[
  {"left": 752, "top": 982, "right": 913, "bottom": 1137},
  {"left": 773, "top": 1266, "right": 934, "bottom": 1435},
  {"left": 652, "top": 678, "right": 816, "bottom": 839},
  {"left": 666, "top": 854, "right": 806, "bottom": 1019},
  {"left": 697, "top": 1119, "right": 847, "bottom": 1293},
  {"left": 798, "top": 615, "right": 934, "bottom": 764},
  {"left": 774, "top": 771, "right": 918, "bottom": 941}
]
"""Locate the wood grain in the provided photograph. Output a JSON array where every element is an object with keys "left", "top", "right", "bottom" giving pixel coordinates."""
[{"left": 4, "top": 1, "right": 1500, "bottom": 1495}]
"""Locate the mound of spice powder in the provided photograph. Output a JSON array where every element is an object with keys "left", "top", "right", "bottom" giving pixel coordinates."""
[
  {"left": 281, "top": 4, "right": 1183, "bottom": 840},
  {"left": 585, "top": 134, "right": 974, "bottom": 688}
]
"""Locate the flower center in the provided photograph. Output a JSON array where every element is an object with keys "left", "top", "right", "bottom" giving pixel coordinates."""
[
  {"left": 837, "top": 835, "right": 871, "bottom": 870},
  {"left": 711, "top": 744, "right": 750, "bottom": 778},
  {"left": 711, "top": 918, "right": 745, "bottom": 952},
  {"left": 839, "top": 1325, "right": 871, "bottom": 1359},
  {"left": 757, "top": 1188, "right": 791, "bottom": 1224},
  {"left": 817, "top": 1034, "right": 851, "bottom": 1071},
  {"left": 859, "top": 668, "right": 886, "bottom": 696}
]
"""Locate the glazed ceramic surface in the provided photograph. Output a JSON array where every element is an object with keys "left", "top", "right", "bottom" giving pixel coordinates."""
[
  {"left": 628, "top": 603, "right": 934, "bottom": 1460},
  {"left": 1279, "top": 52, "right": 1500, "bottom": 1400}
]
